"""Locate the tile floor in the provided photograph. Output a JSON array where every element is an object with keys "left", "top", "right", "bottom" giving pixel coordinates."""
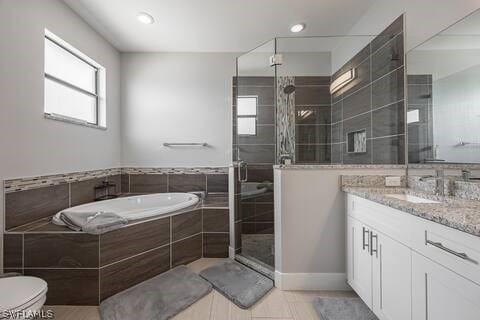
[{"left": 45, "top": 258, "right": 356, "bottom": 320}]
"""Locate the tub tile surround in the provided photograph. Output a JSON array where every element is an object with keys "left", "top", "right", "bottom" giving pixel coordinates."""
[
  {"left": 3, "top": 204, "right": 229, "bottom": 305},
  {"left": 4, "top": 167, "right": 229, "bottom": 230},
  {"left": 331, "top": 14, "right": 405, "bottom": 165},
  {"left": 2, "top": 167, "right": 229, "bottom": 305}
]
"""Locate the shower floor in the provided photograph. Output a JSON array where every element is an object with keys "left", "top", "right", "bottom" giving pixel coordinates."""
[{"left": 240, "top": 233, "right": 274, "bottom": 268}]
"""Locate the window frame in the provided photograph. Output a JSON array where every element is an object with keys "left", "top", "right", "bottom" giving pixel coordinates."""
[
  {"left": 237, "top": 95, "right": 258, "bottom": 136},
  {"left": 44, "top": 34, "right": 101, "bottom": 127}
]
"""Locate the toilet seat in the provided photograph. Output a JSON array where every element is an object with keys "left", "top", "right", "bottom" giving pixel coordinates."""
[{"left": 0, "top": 276, "right": 48, "bottom": 313}]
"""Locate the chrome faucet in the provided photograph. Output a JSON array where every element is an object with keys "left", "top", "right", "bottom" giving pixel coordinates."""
[
  {"left": 435, "top": 168, "right": 445, "bottom": 196},
  {"left": 419, "top": 168, "right": 445, "bottom": 196},
  {"left": 462, "top": 169, "right": 471, "bottom": 182}
]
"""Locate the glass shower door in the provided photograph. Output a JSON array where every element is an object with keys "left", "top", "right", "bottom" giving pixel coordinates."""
[{"left": 233, "top": 40, "right": 276, "bottom": 275}]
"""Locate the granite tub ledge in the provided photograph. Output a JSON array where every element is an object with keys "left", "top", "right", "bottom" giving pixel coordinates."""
[{"left": 342, "top": 186, "right": 480, "bottom": 237}]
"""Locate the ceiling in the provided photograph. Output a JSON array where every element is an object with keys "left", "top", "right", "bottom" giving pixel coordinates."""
[{"left": 63, "top": 0, "right": 375, "bottom": 52}]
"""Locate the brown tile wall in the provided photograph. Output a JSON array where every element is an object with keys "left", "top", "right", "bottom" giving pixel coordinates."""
[
  {"left": 122, "top": 173, "right": 228, "bottom": 194},
  {"left": 331, "top": 15, "right": 406, "bottom": 164},
  {"left": 233, "top": 76, "right": 276, "bottom": 164},
  {"left": 4, "top": 206, "right": 229, "bottom": 305},
  {"left": 5, "top": 172, "right": 228, "bottom": 231},
  {"left": 4, "top": 175, "right": 121, "bottom": 230},
  {"left": 407, "top": 74, "right": 433, "bottom": 163},
  {"left": 294, "top": 76, "right": 332, "bottom": 164}
]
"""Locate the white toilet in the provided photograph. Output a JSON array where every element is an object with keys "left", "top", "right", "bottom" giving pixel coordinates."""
[{"left": 0, "top": 276, "right": 48, "bottom": 319}]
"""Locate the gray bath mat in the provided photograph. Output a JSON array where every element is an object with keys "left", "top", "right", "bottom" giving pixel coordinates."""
[
  {"left": 100, "top": 265, "right": 212, "bottom": 320},
  {"left": 313, "top": 297, "right": 378, "bottom": 320},
  {"left": 199, "top": 260, "right": 273, "bottom": 309}
]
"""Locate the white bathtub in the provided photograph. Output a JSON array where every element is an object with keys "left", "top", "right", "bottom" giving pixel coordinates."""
[{"left": 52, "top": 193, "right": 199, "bottom": 225}]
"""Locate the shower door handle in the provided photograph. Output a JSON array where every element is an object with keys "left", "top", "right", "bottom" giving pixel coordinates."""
[{"left": 236, "top": 160, "right": 248, "bottom": 183}]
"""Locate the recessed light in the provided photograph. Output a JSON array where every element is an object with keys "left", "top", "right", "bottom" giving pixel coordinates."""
[
  {"left": 137, "top": 12, "right": 155, "bottom": 24},
  {"left": 290, "top": 23, "right": 306, "bottom": 33}
]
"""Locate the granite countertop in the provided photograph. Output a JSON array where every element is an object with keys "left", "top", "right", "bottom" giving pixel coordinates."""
[
  {"left": 343, "top": 186, "right": 480, "bottom": 237},
  {"left": 274, "top": 164, "right": 407, "bottom": 170}
]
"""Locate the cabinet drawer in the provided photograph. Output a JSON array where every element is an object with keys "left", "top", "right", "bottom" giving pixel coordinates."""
[
  {"left": 347, "top": 195, "right": 413, "bottom": 248},
  {"left": 411, "top": 219, "right": 480, "bottom": 286}
]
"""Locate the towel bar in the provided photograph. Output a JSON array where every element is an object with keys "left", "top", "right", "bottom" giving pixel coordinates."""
[{"left": 163, "top": 142, "right": 208, "bottom": 147}]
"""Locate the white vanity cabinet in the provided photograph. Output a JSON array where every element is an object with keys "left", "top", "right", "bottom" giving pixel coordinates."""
[
  {"left": 347, "top": 216, "right": 373, "bottom": 306},
  {"left": 346, "top": 194, "right": 480, "bottom": 320},
  {"left": 411, "top": 252, "right": 480, "bottom": 320},
  {"left": 371, "top": 231, "right": 412, "bottom": 320},
  {"left": 347, "top": 214, "right": 411, "bottom": 320}
]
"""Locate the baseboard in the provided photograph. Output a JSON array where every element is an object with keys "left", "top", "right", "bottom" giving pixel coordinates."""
[{"left": 274, "top": 271, "right": 351, "bottom": 291}]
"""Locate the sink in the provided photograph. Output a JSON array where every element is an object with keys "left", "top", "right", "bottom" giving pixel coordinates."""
[{"left": 386, "top": 194, "right": 440, "bottom": 204}]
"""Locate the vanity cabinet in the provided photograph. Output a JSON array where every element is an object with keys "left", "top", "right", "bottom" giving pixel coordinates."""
[
  {"left": 347, "top": 216, "right": 373, "bottom": 306},
  {"left": 411, "top": 252, "right": 480, "bottom": 320},
  {"left": 347, "top": 215, "right": 411, "bottom": 320},
  {"left": 347, "top": 194, "right": 480, "bottom": 320}
]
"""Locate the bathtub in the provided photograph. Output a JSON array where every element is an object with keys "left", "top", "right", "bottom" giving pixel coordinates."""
[
  {"left": 52, "top": 193, "right": 199, "bottom": 225},
  {"left": 241, "top": 182, "right": 273, "bottom": 197}
]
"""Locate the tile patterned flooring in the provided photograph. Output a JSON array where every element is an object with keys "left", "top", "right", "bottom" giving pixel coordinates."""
[{"left": 45, "top": 258, "right": 356, "bottom": 320}]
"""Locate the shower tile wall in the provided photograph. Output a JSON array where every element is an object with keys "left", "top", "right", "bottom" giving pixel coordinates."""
[
  {"left": 407, "top": 75, "right": 434, "bottom": 163},
  {"left": 232, "top": 76, "right": 277, "bottom": 267},
  {"left": 331, "top": 15, "right": 405, "bottom": 164},
  {"left": 232, "top": 76, "right": 276, "bottom": 164},
  {"left": 294, "top": 76, "right": 332, "bottom": 163}
]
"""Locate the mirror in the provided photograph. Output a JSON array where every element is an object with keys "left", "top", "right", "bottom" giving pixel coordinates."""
[{"left": 407, "top": 9, "right": 480, "bottom": 164}]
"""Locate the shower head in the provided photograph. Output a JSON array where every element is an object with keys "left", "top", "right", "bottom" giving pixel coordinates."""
[{"left": 283, "top": 85, "right": 296, "bottom": 95}]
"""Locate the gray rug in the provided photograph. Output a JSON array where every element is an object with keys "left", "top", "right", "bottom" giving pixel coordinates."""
[
  {"left": 313, "top": 297, "right": 378, "bottom": 320},
  {"left": 100, "top": 265, "right": 212, "bottom": 320},
  {"left": 199, "top": 260, "right": 273, "bottom": 309}
]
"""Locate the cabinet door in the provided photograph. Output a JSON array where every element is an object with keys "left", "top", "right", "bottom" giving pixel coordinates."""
[
  {"left": 347, "top": 216, "right": 373, "bottom": 307},
  {"left": 412, "top": 252, "right": 480, "bottom": 320},
  {"left": 372, "top": 231, "right": 412, "bottom": 320}
]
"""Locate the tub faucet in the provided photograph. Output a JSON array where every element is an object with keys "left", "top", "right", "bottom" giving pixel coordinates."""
[{"left": 191, "top": 191, "right": 206, "bottom": 200}]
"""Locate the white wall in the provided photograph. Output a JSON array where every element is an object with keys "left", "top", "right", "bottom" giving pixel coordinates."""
[
  {"left": 274, "top": 167, "right": 406, "bottom": 290},
  {"left": 0, "top": 0, "right": 121, "bottom": 268},
  {"left": 0, "top": 0, "right": 121, "bottom": 178},
  {"left": 121, "top": 53, "right": 237, "bottom": 167},
  {"left": 332, "top": 0, "right": 480, "bottom": 71}
]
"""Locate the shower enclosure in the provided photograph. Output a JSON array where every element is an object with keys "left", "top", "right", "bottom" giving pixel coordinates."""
[{"left": 232, "top": 30, "right": 402, "bottom": 277}]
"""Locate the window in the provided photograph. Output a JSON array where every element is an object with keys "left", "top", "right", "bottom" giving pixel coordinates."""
[
  {"left": 407, "top": 109, "right": 420, "bottom": 124},
  {"left": 44, "top": 30, "right": 105, "bottom": 127},
  {"left": 237, "top": 96, "right": 257, "bottom": 135}
]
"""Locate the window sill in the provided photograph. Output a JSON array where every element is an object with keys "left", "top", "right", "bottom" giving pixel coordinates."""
[{"left": 44, "top": 113, "right": 107, "bottom": 130}]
